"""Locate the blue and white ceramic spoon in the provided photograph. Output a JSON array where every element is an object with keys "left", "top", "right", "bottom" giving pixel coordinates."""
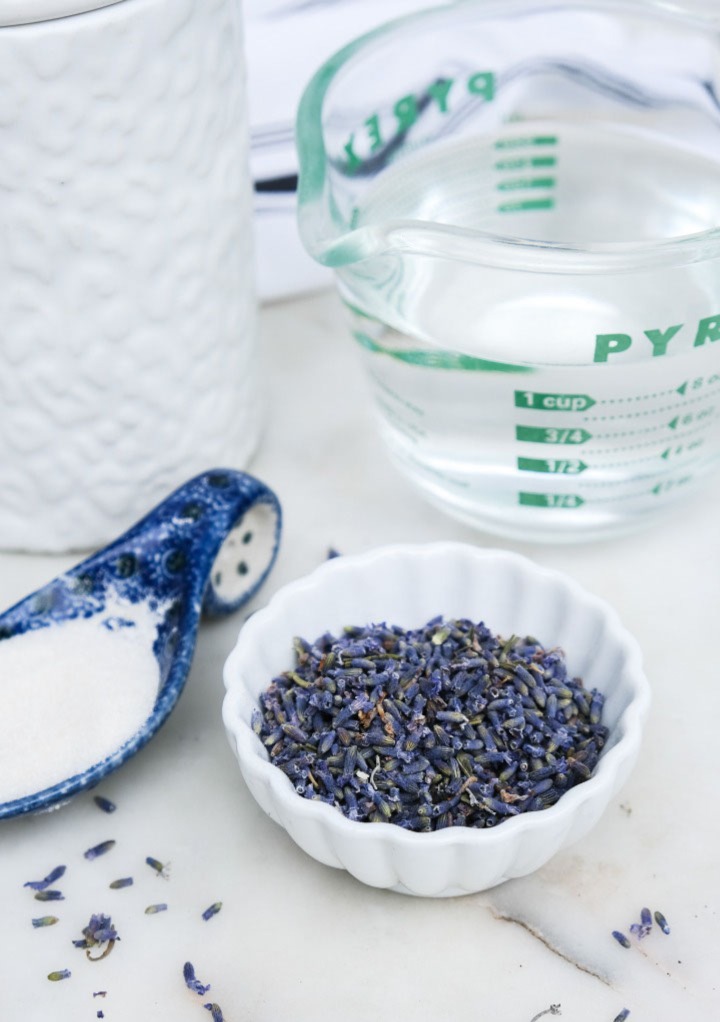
[{"left": 0, "top": 469, "right": 281, "bottom": 820}]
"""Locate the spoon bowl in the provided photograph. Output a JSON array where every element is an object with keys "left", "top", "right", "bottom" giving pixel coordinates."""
[{"left": 0, "top": 469, "right": 281, "bottom": 819}]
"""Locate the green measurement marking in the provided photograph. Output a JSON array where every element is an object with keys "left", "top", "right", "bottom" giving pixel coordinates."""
[
  {"left": 661, "top": 439, "right": 704, "bottom": 459},
  {"left": 518, "top": 458, "right": 588, "bottom": 474},
  {"left": 516, "top": 425, "right": 591, "bottom": 444},
  {"left": 499, "top": 198, "right": 555, "bottom": 213},
  {"left": 514, "top": 390, "right": 595, "bottom": 412},
  {"left": 519, "top": 492, "right": 584, "bottom": 508},
  {"left": 497, "top": 177, "right": 556, "bottom": 191},
  {"left": 495, "top": 156, "right": 557, "bottom": 170},
  {"left": 494, "top": 136, "right": 558, "bottom": 149},
  {"left": 651, "top": 475, "right": 693, "bottom": 496}
]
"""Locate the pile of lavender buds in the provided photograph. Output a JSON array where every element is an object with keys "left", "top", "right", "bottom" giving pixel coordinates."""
[{"left": 253, "top": 616, "right": 609, "bottom": 832}]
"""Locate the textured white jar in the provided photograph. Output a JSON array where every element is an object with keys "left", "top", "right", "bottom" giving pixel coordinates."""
[{"left": 0, "top": 0, "right": 260, "bottom": 551}]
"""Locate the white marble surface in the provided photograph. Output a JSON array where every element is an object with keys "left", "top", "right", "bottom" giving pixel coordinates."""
[{"left": 1, "top": 290, "right": 719, "bottom": 1021}]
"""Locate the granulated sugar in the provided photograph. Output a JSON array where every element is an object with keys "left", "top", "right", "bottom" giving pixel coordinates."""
[{"left": 0, "top": 592, "right": 164, "bottom": 804}]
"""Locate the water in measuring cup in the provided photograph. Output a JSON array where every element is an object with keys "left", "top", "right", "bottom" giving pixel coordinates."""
[{"left": 346, "top": 122, "right": 720, "bottom": 541}]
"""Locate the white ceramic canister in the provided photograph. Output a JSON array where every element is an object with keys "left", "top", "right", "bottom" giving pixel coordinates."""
[{"left": 0, "top": 0, "right": 261, "bottom": 551}]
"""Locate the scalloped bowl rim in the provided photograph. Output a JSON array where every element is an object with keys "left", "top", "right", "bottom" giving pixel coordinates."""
[{"left": 223, "top": 543, "right": 650, "bottom": 855}]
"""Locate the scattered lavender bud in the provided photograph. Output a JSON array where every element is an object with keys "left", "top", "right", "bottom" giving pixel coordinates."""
[
  {"left": 84, "top": 841, "right": 116, "bottom": 861},
  {"left": 97, "top": 1013, "right": 105, "bottom": 1019},
  {"left": 48, "top": 970, "right": 71, "bottom": 982},
  {"left": 204, "top": 1004, "right": 225, "bottom": 1022},
  {"left": 256, "top": 617, "right": 608, "bottom": 832},
  {"left": 629, "top": 906, "right": 652, "bottom": 940},
  {"left": 93, "top": 796, "right": 117, "bottom": 814},
  {"left": 202, "top": 902, "right": 222, "bottom": 922},
  {"left": 327, "top": 548, "right": 341, "bottom": 559},
  {"left": 183, "top": 961, "right": 211, "bottom": 996},
  {"left": 73, "top": 914, "right": 119, "bottom": 960},
  {"left": 613, "top": 1011, "right": 630, "bottom": 1022},
  {"left": 34, "top": 890, "right": 64, "bottom": 902},
  {"left": 145, "top": 856, "right": 169, "bottom": 877},
  {"left": 612, "top": 930, "right": 631, "bottom": 949},
  {"left": 654, "top": 910, "right": 670, "bottom": 935},
  {"left": 109, "top": 877, "right": 133, "bottom": 890},
  {"left": 629, "top": 907, "right": 653, "bottom": 936},
  {"left": 32, "top": 916, "right": 59, "bottom": 928},
  {"left": 93, "top": 992, "right": 107, "bottom": 998},
  {"left": 24, "top": 865, "right": 66, "bottom": 891},
  {"left": 145, "top": 903, "right": 168, "bottom": 915}
]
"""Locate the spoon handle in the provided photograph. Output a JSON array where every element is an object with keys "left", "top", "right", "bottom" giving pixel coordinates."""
[{"left": 73, "top": 469, "right": 282, "bottom": 618}]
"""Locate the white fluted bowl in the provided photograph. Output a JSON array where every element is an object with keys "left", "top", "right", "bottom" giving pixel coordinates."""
[{"left": 222, "top": 543, "right": 650, "bottom": 897}]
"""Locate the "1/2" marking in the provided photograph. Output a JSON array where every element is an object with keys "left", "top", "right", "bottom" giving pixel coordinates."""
[{"left": 517, "top": 458, "right": 587, "bottom": 474}]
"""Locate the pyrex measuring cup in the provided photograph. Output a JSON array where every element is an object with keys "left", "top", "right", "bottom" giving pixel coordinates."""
[{"left": 297, "top": 0, "right": 720, "bottom": 542}]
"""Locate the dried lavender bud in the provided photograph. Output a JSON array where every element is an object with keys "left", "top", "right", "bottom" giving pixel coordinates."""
[
  {"left": 256, "top": 617, "right": 608, "bottom": 832},
  {"left": 145, "top": 856, "right": 169, "bottom": 877},
  {"left": 654, "top": 910, "right": 670, "bottom": 935},
  {"left": 34, "top": 890, "right": 64, "bottom": 902},
  {"left": 97, "top": 1013, "right": 105, "bottom": 1020},
  {"left": 183, "top": 961, "right": 211, "bottom": 996},
  {"left": 84, "top": 841, "right": 116, "bottom": 861},
  {"left": 93, "top": 992, "right": 107, "bottom": 998},
  {"left": 93, "top": 796, "right": 116, "bottom": 814},
  {"left": 202, "top": 902, "right": 222, "bottom": 922},
  {"left": 48, "top": 970, "right": 71, "bottom": 982},
  {"left": 32, "top": 916, "right": 59, "bottom": 928},
  {"left": 629, "top": 907, "right": 652, "bottom": 940},
  {"left": 73, "top": 914, "right": 119, "bottom": 961},
  {"left": 109, "top": 878, "right": 133, "bottom": 890},
  {"left": 612, "top": 930, "right": 631, "bottom": 949},
  {"left": 204, "top": 1004, "right": 225, "bottom": 1022},
  {"left": 613, "top": 1011, "right": 630, "bottom": 1022},
  {"left": 145, "top": 903, "right": 168, "bottom": 915},
  {"left": 24, "top": 865, "right": 66, "bottom": 891}
]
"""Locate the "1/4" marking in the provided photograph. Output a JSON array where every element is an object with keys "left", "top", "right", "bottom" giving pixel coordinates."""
[{"left": 519, "top": 492, "right": 584, "bottom": 508}]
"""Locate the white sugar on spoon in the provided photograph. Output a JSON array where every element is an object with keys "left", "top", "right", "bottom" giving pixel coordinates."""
[
  {"left": 0, "top": 469, "right": 282, "bottom": 818},
  {"left": 0, "top": 592, "right": 163, "bottom": 804}
]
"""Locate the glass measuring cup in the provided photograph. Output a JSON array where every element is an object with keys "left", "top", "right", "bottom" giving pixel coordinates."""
[{"left": 297, "top": 0, "right": 720, "bottom": 542}]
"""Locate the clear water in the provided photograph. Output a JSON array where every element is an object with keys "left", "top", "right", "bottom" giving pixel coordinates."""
[{"left": 343, "top": 123, "right": 720, "bottom": 541}]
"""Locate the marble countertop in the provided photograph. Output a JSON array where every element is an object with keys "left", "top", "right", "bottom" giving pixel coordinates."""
[{"left": 1, "top": 290, "right": 718, "bottom": 1021}]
